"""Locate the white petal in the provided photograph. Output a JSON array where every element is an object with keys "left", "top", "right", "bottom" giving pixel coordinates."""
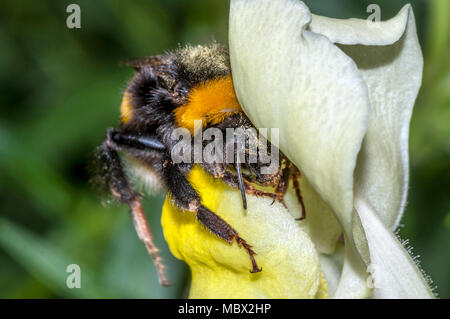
[
  {"left": 313, "top": 5, "right": 424, "bottom": 229},
  {"left": 311, "top": 4, "right": 430, "bottom": 297},
  {"left": 284, "top": 176, "right": 342, "bottom": 255},
  {"left": 318, "top": 245, "right": 344, "bottom": 296},
  {"left": 355, "top": 198, "right": 435, "bottom": 298},
  {"left": 333, "top": 239, "right": 371, "bottom": 299},
  {"left": 309, "top": 6, "right": 409, "bottom": 46},
  {"left": 229, "top": 0, "right": 370, "bottom": 241}
]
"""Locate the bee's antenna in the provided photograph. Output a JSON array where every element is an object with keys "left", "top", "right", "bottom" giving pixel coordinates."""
[{"left": 235, "top": 161, "right": 247, "bottom": 210}]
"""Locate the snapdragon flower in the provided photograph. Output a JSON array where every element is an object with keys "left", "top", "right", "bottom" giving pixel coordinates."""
[{"left": 161, "top": 0, "right": 435, "bottom": 299}]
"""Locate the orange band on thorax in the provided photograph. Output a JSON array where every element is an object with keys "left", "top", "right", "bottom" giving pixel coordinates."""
[{"left": 175, "top": 76, "right": 242, "bottom": 134}]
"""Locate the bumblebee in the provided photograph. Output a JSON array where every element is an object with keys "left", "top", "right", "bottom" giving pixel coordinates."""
[{"left": 92, "top": 43, "right": 306, "bottom": 286}]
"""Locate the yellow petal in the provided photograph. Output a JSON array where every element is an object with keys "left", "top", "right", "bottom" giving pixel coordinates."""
[{"left": 161, "top": 166, "right": 323, "bottom": 298}]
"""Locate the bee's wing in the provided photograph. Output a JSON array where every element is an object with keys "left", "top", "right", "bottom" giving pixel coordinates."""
[
  {"left": 121, "top": 56, "right": 163, "bottom": 70},
  {"left": 121, "top": 54, "right": 176, "bottom": 72}
]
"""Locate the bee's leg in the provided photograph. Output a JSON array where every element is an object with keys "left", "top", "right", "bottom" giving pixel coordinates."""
[
  {"left": 203, "top": 163, "right": 279, "bottom": 205},
  {"left": 247, "top": 162, "right": 282, "bottom": 186},
  {"left": 164, "top": 162, "right": 262, "bottom": 273},
  {"left": 98, "top": 133, "right": 169, "bottom": 286},
  {"left": 197, "top": 205, "right": 261, "bottom": 273},
  {"left": 128, "top": 198, "right": 169, "bottom": 285},
  {"left": 226, "top": 170, "right": 280, "bottom": 204},
  {"left": 107, "top": 128, "right": 165, "bottom": 152},
  {"left": 270, "top": 164, "right": 291, "bottom": 208},
  {"left": 291, "top": 166, "right": 306, "bottom": 221}
]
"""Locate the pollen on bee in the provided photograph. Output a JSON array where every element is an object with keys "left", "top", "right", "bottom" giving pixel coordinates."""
[
  {"left": 120, "top": 92, "right": 133, "bottom": 124},
  {"left": 174, "top": 76, "right": 242, "bottom": 134}
]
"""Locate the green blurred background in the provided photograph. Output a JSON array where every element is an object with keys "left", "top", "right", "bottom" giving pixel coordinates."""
[{"left": 0, "top": 0, "right": 448, "bottom": 298}]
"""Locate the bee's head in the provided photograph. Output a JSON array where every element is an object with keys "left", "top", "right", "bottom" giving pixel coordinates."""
[{"left": 119, "top": 43, "right": 242, "bottom": 134}]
